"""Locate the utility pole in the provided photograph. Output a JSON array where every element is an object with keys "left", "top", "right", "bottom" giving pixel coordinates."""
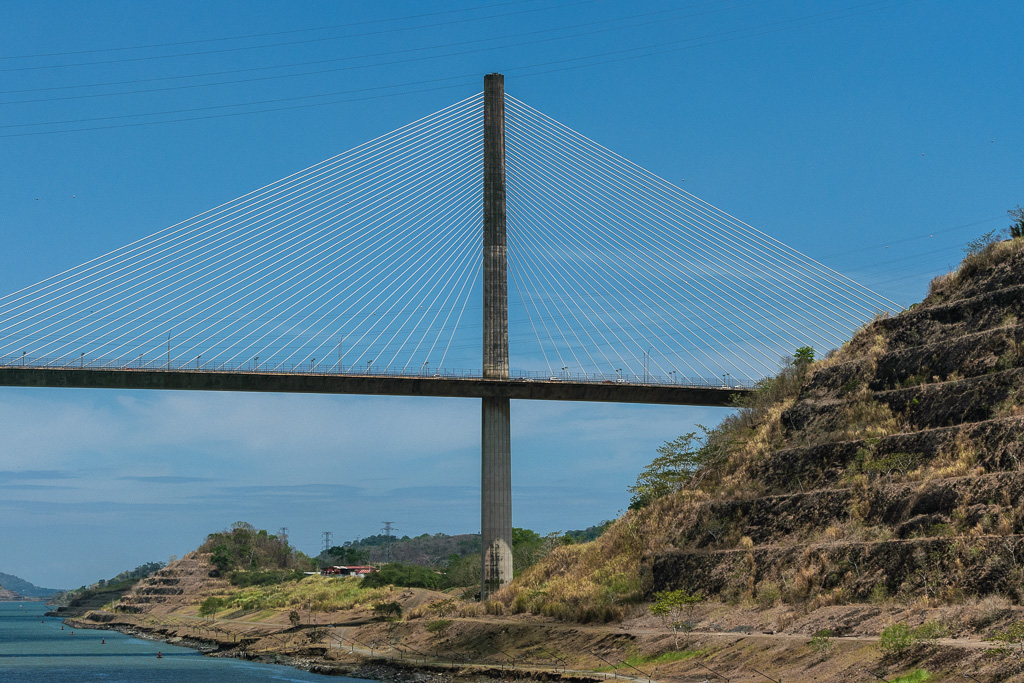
[{"left": 481, "top": 72, "right": 512, "bottom": 599}]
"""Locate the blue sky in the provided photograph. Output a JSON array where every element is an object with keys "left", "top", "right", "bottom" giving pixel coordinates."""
[{"left": 1, "top": 0, "right": 1021, "bottom": 589}]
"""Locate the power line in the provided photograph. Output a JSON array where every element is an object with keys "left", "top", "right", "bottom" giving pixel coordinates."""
[
  {"left": 0, "top": 1, "right": 744, "bottom": 103},
  {"left": 0, "top": 0, "right": 592, "bottom": 67},
  {"left": 820, "top": 215, "right": 1005, "bottom": 260},
  {"left": 0, "top": 0, "right": 920, "bottom": 138}
]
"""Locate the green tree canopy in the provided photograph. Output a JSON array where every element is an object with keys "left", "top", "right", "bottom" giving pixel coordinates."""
[
  {"left": 200, "top": 521, "right": 314, "bottom": 572},
  {"left": 628, "top": 428, "right": 728, "bottom": 509},
  {"left": 361, "top": 562, "right": 443, "bottom": 590}
]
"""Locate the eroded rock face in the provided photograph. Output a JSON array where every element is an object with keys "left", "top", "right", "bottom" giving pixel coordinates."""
[{"left": 654, "top": 240, "right": 1024, "bottom": 605}]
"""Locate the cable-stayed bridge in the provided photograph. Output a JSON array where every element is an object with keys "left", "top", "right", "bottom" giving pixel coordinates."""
[{"left": 0, "top": 74, "right": 898, "bottom": 596}]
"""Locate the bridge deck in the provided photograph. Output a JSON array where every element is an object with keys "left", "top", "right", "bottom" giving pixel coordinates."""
[{"left": 0, "top": 367, "right": 747, "bottom": 407}]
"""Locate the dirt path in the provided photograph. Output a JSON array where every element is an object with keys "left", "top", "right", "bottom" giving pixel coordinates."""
[{"left": 452, "top": 615, "right": 994, "bottom": 650}]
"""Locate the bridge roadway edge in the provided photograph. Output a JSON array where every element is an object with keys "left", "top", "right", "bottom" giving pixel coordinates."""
[{"left": 0, "top": 368, "right": 745, "bottom": 407}]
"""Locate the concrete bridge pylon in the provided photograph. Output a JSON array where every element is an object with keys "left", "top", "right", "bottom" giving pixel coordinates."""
[{"left": 481, "top": 73, "right": 512, "bottom": 599}]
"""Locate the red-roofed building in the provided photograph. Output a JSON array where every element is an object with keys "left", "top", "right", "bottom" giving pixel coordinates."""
[{"left": 321, "top": 565, "right": 376, "bottom": 578}]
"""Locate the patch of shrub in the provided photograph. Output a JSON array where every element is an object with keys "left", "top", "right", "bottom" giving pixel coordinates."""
[
  {"left": 879, "top": 623, "right": 915, "bottom": 657},
  {"left": 810, "top": 628, "right": 834, "bottom": 655},
  {"left": 912, "top": 620, "right": 949, "bottom": 643},
  {"left": 229, "top": 569, "right": 306, "bottom": 587},
  {"left": 362, "top": 563, "right": 443, "bottom": 590},
  {"left": 425, "top": 618, "right": 452, "bottom": 633},
  {"left": 890, "top": 671, "right": 931, "bottom": 683},
  {"left": 989, "top": 620, "right": 1024, "bottom": 660},
  {"left": 372, "top": 601, "right": 403, "bottom": 620},
  {"left": 201, "top": 521, "right": 314, "bottom": 572},
  {"left": 198, "top": 596, "right": 227, "bottom": 617}
]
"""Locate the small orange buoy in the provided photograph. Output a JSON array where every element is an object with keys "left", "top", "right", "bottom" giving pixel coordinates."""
[
  {"left": 102, "top": 639, "right": 106, "bottom": 644},
  {"left": 157, "top": 652, "right": 163, "bottom": 659}
]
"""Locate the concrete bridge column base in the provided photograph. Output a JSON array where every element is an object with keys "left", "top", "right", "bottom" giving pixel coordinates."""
[{"left": 480, "top": 395, "right": 512, "bottom": 599}]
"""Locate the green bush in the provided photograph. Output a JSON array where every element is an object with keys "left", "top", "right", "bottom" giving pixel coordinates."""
[
  {"left": 810, "top": 628, "right": 834, "bottom": 655},
  {"left": 229, "top": 569, "right": 306, "bottom": 587},
  {"left": 362, "top": 563, "right": 443, "bottom": 590},
  {"left": 425, "top": 618, "right": 452, "bottom": 633},
  {"left": 879, "top": 623, "right": 915, "bottom": 657},
  {"left": 198, "top": 596, "right": 227, "bottom": 617},
  {"left": 989, "top": 620, "right": 1024, "bottom": 659},
  {"left": 794, "top": 345, "right": 816, "bottom": 366},
  {"left": 1008, "top": 205, "right": 1024, "bottom": 240},
  {"left": 890, "top": 671, "right": 931, "bottom": 683},
  {"left": 912, "top": 620, "right": 949, "bottom": 643},
  {"left": 372, "top": 601, "right": 403, "bottom": 619},
  {"left": 201, "top": 521, "right": 314, "bottom": 572}
]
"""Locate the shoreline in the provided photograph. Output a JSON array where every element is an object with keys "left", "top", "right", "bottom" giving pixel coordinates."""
[{"left": 63, "top": 615, "right": 607, "bottom": 682}]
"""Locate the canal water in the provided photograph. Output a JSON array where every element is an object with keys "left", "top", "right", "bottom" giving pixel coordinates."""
[{"left": 0, "top": 602, "right": 371, "bottom": 682}]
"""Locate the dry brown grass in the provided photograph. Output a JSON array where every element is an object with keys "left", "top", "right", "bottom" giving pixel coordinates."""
[
  {"left": 498, "top": 237, "right": 1024, "bottom": 623},
  {"left": 715, "top": 398, "right": 793, "bottom": 496},
  {"left": 812, "top": 325, "right": 890, "bottom": 375},
  {"left": 494, "top": 489, "right": 712, "bottom": 621},
  {"left": 927, "top": 237, "right": 1024, "bottom": 302},
  {"left": 929, "top": 431, "right": 980, "bottom": 479}
]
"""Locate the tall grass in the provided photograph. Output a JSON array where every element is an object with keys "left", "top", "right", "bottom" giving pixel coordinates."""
[
  {"left": 216, "top": 575, "right": 393, "bottom": 612},
  {"left": 927, "top": 237, "right": 1024, "bottom": 302}
]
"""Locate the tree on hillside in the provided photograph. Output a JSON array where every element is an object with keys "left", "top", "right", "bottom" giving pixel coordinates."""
[
  {"left": 202, "top": 521, "right": 314, "bottom": 573},
  {"left": 794, "top": 345, "right": 815, "bottom": 367},
  {"left": 198, "top": 596, "right": 227, "bottom": 619},
  {"left": 1010, "top": 205, "right": 1024, "bottom": 239},
  {"left": 964, "top": 228, "right": 1004, "bottom": 256},
  {"left": 628, "top": 426, "right": 728, "bottom": 509},
  {"left": 563, "top": 520, "right": 613, "bottom": 544},
  {"left": 649, "top": 589, "right": 703, "bottom": 649},
  {"left": 323, "top": 545, "right": 369, "bottom": 566}
]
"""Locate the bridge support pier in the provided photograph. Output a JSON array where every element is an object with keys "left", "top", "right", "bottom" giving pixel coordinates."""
[
  {"left": 481, "top": 396, "right": 512, "bottom": 598},
  {"left": 480, "top": 73, "right": 512, "bottom": 599}
]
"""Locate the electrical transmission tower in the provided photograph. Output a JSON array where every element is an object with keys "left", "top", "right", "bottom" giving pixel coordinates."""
[
  {"left": 322, "top": 531, "right": 333, "bottom": 554},
  {"left": 381, "top": 522, "right": 396, "bottom": 564}
]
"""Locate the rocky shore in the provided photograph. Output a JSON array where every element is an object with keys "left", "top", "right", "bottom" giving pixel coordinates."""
[{"left": 64, "top": 614, "right": 606, "bottom": 682}]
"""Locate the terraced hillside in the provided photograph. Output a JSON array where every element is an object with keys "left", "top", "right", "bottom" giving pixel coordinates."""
[
  {"left": 113, "top": 552, "right": 229, "bottom": 616},
  {"left": 653, "top": 237, "right": 1024, "bottom": 606},
  {"left": 497, "top": 237, "right": 1024, "bottom": 620}
]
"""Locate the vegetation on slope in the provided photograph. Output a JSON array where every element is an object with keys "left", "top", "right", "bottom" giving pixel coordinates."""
[
  {"left": 202, "top": 574, "right": 397, "bottom": 614},
  {"left": 319, "top": 523, "right": 611, "bottom": 577},
  {"left": 49, "top": 561, "right": 166, "bottom": 616},
  {"left": 495, "top": 225, "right": 1024, "bottom": 622},
  {"left": 201, "top": 521, "right": 316, "bottom": 574}
]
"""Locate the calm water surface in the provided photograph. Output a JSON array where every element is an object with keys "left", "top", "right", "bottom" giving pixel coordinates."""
[{"left": 0, "top": 602, "right": 371, "bottom": 682}]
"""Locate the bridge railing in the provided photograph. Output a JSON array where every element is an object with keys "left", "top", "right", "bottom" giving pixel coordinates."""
[{"left": 0, "top": 353, "right": 756, "bottom": 390}]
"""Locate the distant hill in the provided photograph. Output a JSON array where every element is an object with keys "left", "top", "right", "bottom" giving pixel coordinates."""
[
  {"left": 322, "top": 533, "right": 481, "bottom": 566},
  {"left": 0, "top": 585, "right": 25, "bottom": 601},
  {"left": 321, "top": 523, "right": 612, "bottom": 567},
  {"left": 0, "top": 572, "right": 61, "bottom": 598}
]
